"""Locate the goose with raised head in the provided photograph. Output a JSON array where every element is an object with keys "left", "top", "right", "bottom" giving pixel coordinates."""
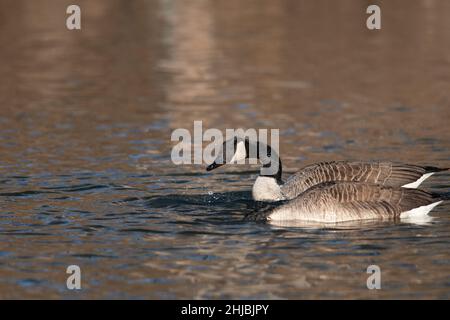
[{"left": 205, "top": 137, "right": 448, "bottom": 203}]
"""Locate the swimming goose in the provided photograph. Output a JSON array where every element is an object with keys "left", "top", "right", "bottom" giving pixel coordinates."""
[
  {"left": 246, "top": 181, "right": 443, "bottom": 223},
  {"left": 205, "top": 137, "right": 448, "bottom": 202}
]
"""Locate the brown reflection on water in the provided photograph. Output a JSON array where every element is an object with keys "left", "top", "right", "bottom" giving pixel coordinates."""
[
  {"left": 0, "top": 0, "right": 449, "bottom": 299},
  {"left": 0, "top": 0, "right": 167, "bottom": 174}
]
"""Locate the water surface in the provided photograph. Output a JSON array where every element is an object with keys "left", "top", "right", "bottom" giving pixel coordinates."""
[{"left": 0, "top": 0, "right": 449, "bottom": 299}]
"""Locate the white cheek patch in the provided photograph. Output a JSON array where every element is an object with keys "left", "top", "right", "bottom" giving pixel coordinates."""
[{"left": 230, "top": 141, "right": 246, "bottom": 163}]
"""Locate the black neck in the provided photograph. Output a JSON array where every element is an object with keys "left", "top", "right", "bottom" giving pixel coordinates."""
[
  {"left": 261, "top": 156, "right": 283, "bottom": 183},
  {"left": 248, "top": 140, "right": 282, "bottom": 183}
]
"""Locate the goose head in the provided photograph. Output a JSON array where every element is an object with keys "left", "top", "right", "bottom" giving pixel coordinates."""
[
  {"left": 206, "top": 137, "right": 249, "bottom": 171},
  {"left": 205, "top": 136, "right": 284, "bottom": 202},
  {"left": 205, "top": 136, "right": 282, "bottom": 180}
]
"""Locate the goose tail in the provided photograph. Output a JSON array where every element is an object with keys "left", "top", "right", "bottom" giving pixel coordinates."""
[
  {"left": 402, "top": 166, "right": 449, "bottom": 189},
  {"left": 400, "top": 191, "right": 445, "bottom": 219},
  {"left": 423, "top": 166, "right": 450, "bottom": 173}
]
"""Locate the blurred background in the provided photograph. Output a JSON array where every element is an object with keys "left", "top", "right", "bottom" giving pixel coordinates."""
[{"left": 0, "top": 0, "right": 449, "bottom": 299}]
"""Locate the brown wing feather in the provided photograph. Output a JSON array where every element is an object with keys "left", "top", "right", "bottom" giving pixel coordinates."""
[{"left": 281, "top": 161, "right": 433, "bottom": 200}]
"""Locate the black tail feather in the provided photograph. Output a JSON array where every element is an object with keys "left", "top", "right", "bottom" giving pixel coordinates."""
[
  {"left": 423, "top": 166, "right": 449, "bottom": 173},
  {"left": 431, "top": 192, "right": 450, "bottom": 201}
]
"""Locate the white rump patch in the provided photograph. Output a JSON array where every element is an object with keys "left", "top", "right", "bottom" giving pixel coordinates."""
[
  {"left": 400, "top": 200, "right": 442, "bottom": 219},
  {"left": 402, "top": 172, "right": 434, "bottom": 189}
]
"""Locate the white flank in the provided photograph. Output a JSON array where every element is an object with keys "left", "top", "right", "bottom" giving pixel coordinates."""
[
  {"left": 402, "top": 172, "right": 434, "bottom": 189},
  {"left": 400, "top": 200, "right": 442, "bottom": 219}
]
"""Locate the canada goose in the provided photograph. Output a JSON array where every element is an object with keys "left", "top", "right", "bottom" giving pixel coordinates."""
[
  {"left": 246, "top": 181, "right": 443, "bottom": 223},
  {"left": 205, "top": 137, "right": 448, "bottom": 202}
]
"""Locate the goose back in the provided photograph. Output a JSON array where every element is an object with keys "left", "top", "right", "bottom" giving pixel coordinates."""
[{"left": 281, "top": 161, "right": 440, "bottom": 200}]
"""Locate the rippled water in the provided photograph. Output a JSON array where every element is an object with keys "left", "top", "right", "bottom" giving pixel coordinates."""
[{"left": 0, "top": 0, "right": 449, "bottom": 299}]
